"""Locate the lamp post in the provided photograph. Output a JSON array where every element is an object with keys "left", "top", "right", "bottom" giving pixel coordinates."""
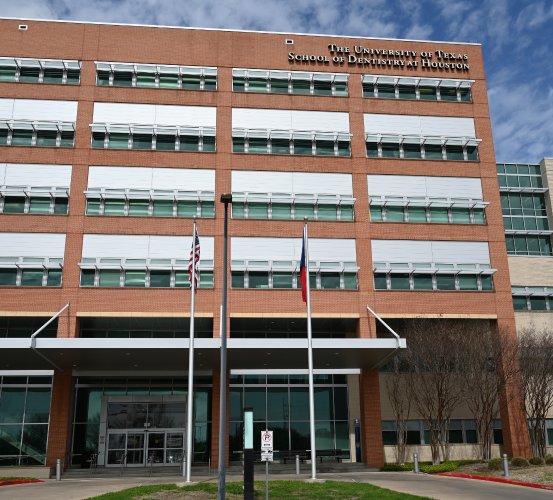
[{"left": 218, "top": 193, "right": 232, "bottom": 500}]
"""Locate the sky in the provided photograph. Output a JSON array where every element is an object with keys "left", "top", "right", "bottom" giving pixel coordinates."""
[{"left": 2, "top": 0, "right": 552, "bottom": 163}]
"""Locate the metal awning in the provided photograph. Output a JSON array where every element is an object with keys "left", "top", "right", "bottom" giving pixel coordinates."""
[{"left": 0, "top": 337, "right": 405, "bottom": 371}]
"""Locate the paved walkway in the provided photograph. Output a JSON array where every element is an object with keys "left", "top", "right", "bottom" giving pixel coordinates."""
[{"left": 1, "top": 471, "right": 553, "bottom": 499}]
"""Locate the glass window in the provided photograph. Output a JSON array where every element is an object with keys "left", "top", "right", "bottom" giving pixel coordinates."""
[
  {"left": 249, "top": 272, "right": 269, "bottom": 289},
  {"left": 232, "top": 203, "right": 245, "bottom": 218},
  {"left": 25, "top": 388, "right": 52, "bottom": 423},
  {"left": 156, "top": 134, "right": 176, "bottom": 151},
  {"left": 136, "top": 72, "right": 155, "bottom": 87},
  {"left": 320, "top": 273, "right": 340, "bottom": 289},
  {"left": 291, "top": 79, "right": 310, "bottom": 95},
  {"left": 180, "top": 135, "right": 199, "bottom": 151},
  {"left": 149, "top": 270, "right": 170, "bottom": 288},
  {"left": 248, "top": 138, "right": 268, "bottom": 154},
  {"left": 29, "top": 198, "right": 50, "bottom": 214},
  {"left": 153, "top": 200, "right": 173, "bottom": 217},
  {"left": 451, "top": 208, "right": 471, "bottom": 224},
  {"left": 381, "top": 143, "right": 400, "bottom": 158},
  {"left": 11, "top": 129, "right": 33, "bottom": 146},
  {"left": 473, "top": 209, "right": 485, "bottom": 224},
  {"left": 0, "top": 129, "right": 8, "bottom": 145},
  {"left": 272, "top": 272, "right": 293, "bottom": 289},
  {"left": 407, "top": 206, "right": 427, "bottom": 223},
  {"left": 293, "top": 139, "right": 312, "bottom": 156},
  {"left": 36, "top": 130, "right": 57, "bottom": 147},
  {"left": 340, "top": 205, "right": 354, "bottom": 221},
  {"left": 374, "top": 274, "right": 388, "bottom": 290},
  {"left": 181, "top": 74, "right": 201, "bottom": 90},
  {"left": 445, "top": 145, "right": 464, "bottom": 161},
  {"left": 128, "top": 199, "right": 149, "bottom": 216},
  {"left": 199, "top": 271, "right": 213, "bottom": 288},
  {"left": 295, "top": 204, "right": 315, "bottom": 220},
  {"left": 231, "top": 271, "right": 245, "bottom": 288},
  {"left": 61, "top": 130, "right": 75, "bottom": 148},
  {"left": 113, "top": 72, "right": 133, "bottom": 86},
  {"left": 413, "top": 274, "right": 433, "bottom": 290},
  {"left": 0, "top": 269, "right": 17, "bottom": 286},
  {"left": 132, "top": 134, "right": 152, "bottom": 150},
  {"left": 271, "top": 138, "right": 290, "bottom": 155},
  {"left": 530, "top": 297, "right": 547, "bottom": 311},
  {"left": 366, "top": 142, "right": 379, "bottom": 158},
  {"left": 419, "top": 86, "right": 437, "bottom": 100},
  {"left": 436, "top": 274, "right": 456, "bottom": 290},
  {"left": 390, "top": 273, "right": 410, "bottom": 290},
  {"left": 232, "top": 137, "right": 245, "bottom": 153},
  {"left": 92, "top": 131, "right": 106, "bottom": 148},
  {"left": 403, "top": 143, "right": 421, "bottom": 159},
  {"left": 19, "top": 67, "right": 40, "bottom": 83},
  {"left": 459, "top": 275, "right": 478, "bottom": 290},
  {"left": 202, "top": 135, "right": 216, "bottom": 152},
  {"left": 343, "top": 273, "right": 358, "bottom": 289},
  {"left": 125, "top": 270, "right": 146, "bottom": 287},
  {"left": 386, "top": 206, "right": 405, "bottom": 222},
  {"left": 316, "top": 140, "right": 335, "bottom": 156},
  {"left": 398, "top": 85, "right": 416, "bottom": 99},
  {"left": 313, "top": 80, "right": 332, "bottom": 96},
  {"left": 481, "top": 275, "right": 493, "bottom": 291},
  {"left": 177, "top": 201, "right": 197, "bottom": 218},
  {"left": 429, "top": 207, "right": 449, "bottom": 223},
  {"left": 0, "top": 388, "right": 26, "bottom": 423},
  {"left": 270, "top": 78, "right": 288, "bottom": 94},
  {"left": 108, "top": 133, "right": 129, "bottom": 149},
  {"left": 424, "top": 144, "right": 443, "bottom": 160},
  {"left": 362, "top": 82, "right": 376, "bottom": 97},
  {"left": 440, "top": 87, "right": 458, "bottom": 102},
  {"left": 204, "top": 75, "right": 217, "bottom": 91},
  {"left": 233, "top": 77, "right": 245, "bottom": 92},
  {"left": 466, "top": 146, "right": 478, "bottom": 161},
  {"left": 272, "top": 203, "right": 291, "bottom": 219},
  {"left": 175, "top": 271, "right": 190, "bottom": 288},
  {"left": 80, "top": 269, "right": 95, "bottom": 286},
  {"left": 513, "top": 296, "right": 527, "bottom": 310},
  {"left": 460, "top": 88, "right": 471, "bottom": 102},
  {"left": 21, "top": 269, "right": 43, "bottom": 286},
  {"left": 0, "top": 65, "right": 17, "bottom": 82},
  {"left": 248, "top": 203, "right": 269, "bottom": 219},
  {"left": 97, "top": 70, "right": 110, "bottom": 86},
  {"left": 53, "top": 198, "right": 69, "bottom": 215},
  {"left": 86, "top": 200, "right": 101, "bottom": 215},
  {"left": 337, "top": 140, "right": 350, "bottom": 157},
  {"left": 3, "top": 197, "right": 25, "bottom": 213},
  {"left": 317, "top": 204, "right": 337, "bottom": 221},
  {"left": 104, "top": 200, "right": 125, "bottom": 216},
  {"left": 377, "top": 84, "right": 395, "bottom": 98},
  {"left": 370, "top": 206, "right": 383, "bottom": 222},
  {"left": 99, "top": 269, "right": 121, "bottom": 287},
  {"left": 46, "top": 270, "right": 62, "bottom": 287},
  {"left": 43, "top": 68, "right": 64, "bottom": 84},
  {"left": 247, "top": 77, "right": 266, "bottom": 92}
]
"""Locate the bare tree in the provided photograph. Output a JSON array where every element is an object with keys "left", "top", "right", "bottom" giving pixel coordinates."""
[
  {"left": 519, "top": 326, "right": 553, "bottom": 457},
  {"left": 457, "top": 322, "right": 520, "bottom": 461},
  {"left": 384, "top": 354, "right": 413, "bottom": 464},
  {"left": 404, "top": 319, "right": 465, "bottom": 464}
]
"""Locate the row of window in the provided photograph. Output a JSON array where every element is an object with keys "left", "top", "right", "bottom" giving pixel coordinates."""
[
  {"left": 80, "top": 269, "right": 213, "bottom": 288},
  {"left": 513, "top": 295, "right": 553, "bottom": 312},
  {"left": 86, "top": 198, "right": 214, "bottom": 218},
  {"left": 230, "top": 271, "right": 358, "bottom": 290},
  {"left": 0, "top": 268, "right": 62, "bottom": 287},
  {"left": 505, "top": 235, "right": 552, "bottom": 256},
  {"left": 0, "top": 197, "right": 68, "bottom": 215},
  {"left": 91, "top": 130, "right": 215, "bottom": 152},
  {"left": 501, "top": 193, "right": 548, "bottom": 218},
  {"left": 366, "top": 140, "right": 478, "bottom": 161},
  {"left": 381, "top": 419, "right": 503, "bottom": 446},
  {"left": 0, "top": 58, "right": 80, "bottom": 85},
  {"left": 231, "top": 201, "right": 353, "bottom": 221},
  {"left": 362, "top": 81, "right": 472, "bottom": 103},
  {"left": 0, "top": 128, "right": 74, "bottom": 148},
  {"left": 498, "top": 174, "right": 544, "bottom": 190},
  {"left": 503, "top": 216, "right": 550, "bottom": 232},
  {"left": 232, "top": 70, "right": 348, "bottom": 96},
  {"left": 497, "top": 163, "right": 542, "bottom": 176},
  {"left": 373, "top": 273, "right": 494, "bottom": 291},
  {"left": 232, "top": 135, "right": 351, "bottom": 157},
  {"left": 370, "top": 205, "right": 485, "bottom": 225}
]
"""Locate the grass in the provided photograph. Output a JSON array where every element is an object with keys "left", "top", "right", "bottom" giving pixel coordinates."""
[{"left": 84, "top": 480, "right": 433, "bottom": 500}]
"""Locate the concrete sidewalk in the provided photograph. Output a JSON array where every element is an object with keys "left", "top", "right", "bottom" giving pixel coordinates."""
[{"left": 1, "top": 472, "right": 553, "bottom": 500}]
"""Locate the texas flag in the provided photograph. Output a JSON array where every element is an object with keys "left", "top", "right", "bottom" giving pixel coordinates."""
[{"left": 299, "top": 233, "right": 307, "bottom": 303}]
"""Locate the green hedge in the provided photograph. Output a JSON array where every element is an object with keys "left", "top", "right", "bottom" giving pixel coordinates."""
[
  {"left": 510, "top": 457, "right": 530, "bottom": 467},
  {"left": 488, "top": 458, "right": 503, "bottom": 470},
  {"left": 381, "top": 459, "right": 479, "bottom": 474}
]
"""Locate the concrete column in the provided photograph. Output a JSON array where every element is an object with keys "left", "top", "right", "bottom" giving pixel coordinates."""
[
  {"left": 359, "top": 368, "right": 385, "bottom": 467},
  {"left": 46, "top": 369, "right": 73, "bottom": 468}
]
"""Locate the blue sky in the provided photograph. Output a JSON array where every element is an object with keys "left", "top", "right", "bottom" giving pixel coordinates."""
[{"left": 3, "top": 0, "right": 552, "bottom": 163}]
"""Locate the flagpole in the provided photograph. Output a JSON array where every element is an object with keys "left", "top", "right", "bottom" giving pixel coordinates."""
[
  {"left": 185, "top": 220, "right": 197, "bottom": 482},
  {"left": 304, "top": 219, "right": 317, "bottom": 479}
]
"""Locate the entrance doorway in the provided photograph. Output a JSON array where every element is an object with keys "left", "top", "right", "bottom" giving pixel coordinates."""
[{"left": 107, "top": 430, "right": 184, "bottom": 466}]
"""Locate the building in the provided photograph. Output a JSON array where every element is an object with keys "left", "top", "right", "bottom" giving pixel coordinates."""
[{"left": 0, "top": 17, "right": 533, "bottom": 471}]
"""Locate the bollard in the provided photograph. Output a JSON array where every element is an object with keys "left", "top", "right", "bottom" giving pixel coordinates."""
[
  {"left": 208, "top": 457, "right": 211, "bottom": 476},
  {"left": 413, "top": 453, "right": 419, "bottom": 474},
  {"left": 56, "top": 458, "right": 61, "bottom": 481},
  {"left": 503, "top": 453, "right": 510, "bottom": 478},
  {"left": 295, "top": 454, "right": 300, "bottom": 475}
]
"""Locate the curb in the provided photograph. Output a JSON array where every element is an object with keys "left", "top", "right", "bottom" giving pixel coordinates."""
[
  {"left": 436, "top": 472, "right": 553, "bottom": 491},
  {"left": 0, "top": 479, "right": 44, "bottom": 487}
]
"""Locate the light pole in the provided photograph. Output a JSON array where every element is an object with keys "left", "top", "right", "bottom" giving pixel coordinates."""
[{"left": 218, "top": 193, "right": 232, "bottom": 500}]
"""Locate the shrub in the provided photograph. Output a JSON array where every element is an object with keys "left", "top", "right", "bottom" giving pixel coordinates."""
[
  {"left": 380, "top": 463, "right": 413, "bottom": 472},
  {"left": 419, "top": 462, "right": 458, "bottom": 473},
  {"left": 529, "top": 456, "right": 545, "bottom": 466},
  {"left": 510, "top": 457, "right": 530, "bottom": 468},
  {"left": 488, "top": 458, "right": 503, "bottom": 470},
  {"left": 545, "top": 456, "right": 553, "bottom": 465}
]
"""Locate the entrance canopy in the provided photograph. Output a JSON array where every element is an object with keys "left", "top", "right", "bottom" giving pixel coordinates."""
[{"left": 0, "top": 337, "right": 405, "bottom": 371}]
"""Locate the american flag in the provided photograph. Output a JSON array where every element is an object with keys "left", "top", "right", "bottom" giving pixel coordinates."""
[{"left": 188, "top": 226, "right": 200, "bottom": 292}]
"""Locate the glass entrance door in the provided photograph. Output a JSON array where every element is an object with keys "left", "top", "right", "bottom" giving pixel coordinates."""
[{"left": 106, "top": 430, "right": 184, "bottom": 466}]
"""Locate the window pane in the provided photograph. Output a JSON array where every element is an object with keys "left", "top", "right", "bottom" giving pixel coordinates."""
[
  {"left": 337, "top": 141, "right": 350, "bottom": 157},
  {"left": 424, "top": 144, "right": 443, "bottom": 160},
  {"left": 46, "top": 270, "right": 62, "bottom": 287},
  {"left": 232, "top": 137, "right": 245, "bottom": 153},
  {"left": 36, "top": 130, "right": 57, "bottom": 147},
  {"left": 232, "top": 202, "right": 245, "bottom": 218},
  {"left": 419, "top": 86, "right": 437, "bottom": 100},
  {"left": 295, "top": 204, "right": 315, "bottom": 220},
  {"left": 199, "top": 271, "right": 213, "bottom": 288},
  {"left": 513, "top": 296, "right": 527, "bottom": 310},
  {"left": 272, "top": 272, "right": 293, "bottom": 289},
  {"left": 340, "top": 205, "right": 354, "bottom": 221},
  {"left": 313, "top": 80, "right": 332, "bottom": 96},
  {"left": 317, "top": 205, "right": 337, "bottom": 220},
  {"left": 429, "top": 207, "right": 449, "bottom": 223},
  {"left": 386, "top": 206, "right": 405, "bottom": 222},
  {"left": 54, "top": 198, "right": 69, "bottom": 214},
  {"left": 249, "top": 272, "right": 269, "bottom": 289},
  {"left": 398, "top": 85, "right": 416, "bottom": 99},
  {"left": 481, "top": 275, "right": 493, "bottom": 291},
  {"left": 25, "top": 389, "right": 52, "bottom": 423},
  {"left": 248, "top": 203, "right": 269, "bottom": 219},
  {"left": 316, "top": 140, "right": 335, "bottom": 156},
  {"left": 0, "top": 66, "right": 17, "bottom": 82},
  {"left": 29, "top": 198, "right": 51, "bottom": 214},
  {"left": 403, "top": 143, "right": 421, "bottom": 159},
  {"left": 153, "top": 200, "right": 173, "bottom": 217},
  {"left": 460, "top": 88, "right": 472, "bottom": 102},
  {"left": 21, "top": 269, "right": 43, "bottom": 286},
  {"left": 272, "top": 203, "right": 292, "bottom": 219},
  {"left": 233, "top": 78, "right": 245, "bottom": 92},
  {"left": 366, "top": 142, "right": 379, "bottom": 158},
  {"left": 175, "top": 271, "right": 190, "bottom": 288},
  {"left": 363, "top": 83, "right": 376, "bottom": 97},
  {"left": 204, "top": 75, "right": 217, "bottom": 91},
  {"left": 271, "top": 138, "right": 290, "bottom": 155},
  {"left": 86, "top": 200, "right": 101, "bottom": 215},
  {"left": 390, "top": 273, "right": 410, "bottom": 290},
  {"left": 156, "top": 134, "right": 176, "bottom": 151},
  {"left": 473, "top": 209, "right": 485, "bottom": 224},
  {"left": 248, "top": 138, "right": 268, "bottom": 154},
  {"left": 459, "top": 275, "right": 478, "bottom": 290},
  {"left": 446, "top": 145, "right": 464, "bottom": 161},
  {"left": 181, "top": 74, "right": 201, "bottom": 89},
  {"left": 19, "top": 67, "right": 40, "bottom": 83},
  {"left": 132, "top": 134, "right": 152, "bottom": 150},
  {"left": 231, "top": 272, "right": 245, "bottom": 288},
  {"left": 451, "top": 208, "right": 470, "bottom": 224},
  {"left": 202, "top": 136, "right": 216, "bottom": 152},
  {"left": 113, "top": 72, "right": 133, "bottom": 86},
  {"left": 466, "top": 146, "right": 478, "bottom": 161},
  {"left": 293, "top": 139, "right": 312, "bottom": 155},
  {"left": 407, "top": 207, "right": 427, "bottom": 222},
  {"left": 270, "top": 78, "right": 289, "bottom": 94},
  {"left": 370, "top": 206, "right": 383, "bottom": 222},
  {"left": 43, "top": 68, "right": 64, "bottom": 84},
  {"left": 291, "top": 79, "right": 310, "bottom": 95},
  {"left": 128, "top": 200, "right": 149, "bottom": 216},
  {"left": 3, "top": 197, "right": 26, "bottom": 213},
  {"left": 377, "top": 84, "right": 395, "bottom": 98},
  {"left": 436, "top": 274, "right": 456, "bottom": 290},
  {"left": 440, "top": 87, "right": 458, "bottom": 101},
  {"left": 136, "top": 72, "right": 155, "bottom": 87},
  {"left": 0, "top": 269, "right": 17, "bottom": 286},
  {"left": 374, "top": 274, "right": 387, "bottom": 290},
  {"left": 104, "top": 200, "right": 125, "bottom": 216},
  {"left": 247, "top": 77, "right": 266, "bottom": 92},
  {"left": 92, "top": 131, "right": 106, "bottom": 148},
  {"left": 149, "top": 270, "right": 171, "bottom": 288},
  {"left": 530, "top": 297, "right": 547, "bottom": 311},
  {"left": 11, "top": 129, "right": 33, "bottom": 146},
  {"left": 108, "top": 133, "right": 129, "bottom": 149},
  {"left": 125, "top": 271, "right": 146, "bottom": 287},
  {"left": 413, "top": 274, "right": 433, "bottom": 290},
  {"left": 177, "top": 201, "right": 197, "bottom": 217},
  {"left": 99, "top": 270, "right": 121, "bottom": 287},
  {"left": 267, "top": 388, "right": 288, "bottom": 421},
  {"left": 0, "top": 388, "right": 26, "bottom": 422},
  {"left": 381, "top": 143, "right": 400, "bottom": 158},
  {"left": 80, "top": 269, "right": 95, "bottom": 287},
  {"left": 344, "top": 273, "right": 357, "bottom": 289},
  {"left": 320, "top": 273, "right": 340, "bottom": 289},
  {"left": 180, "top": 135, "right": 199, "bottom": 151}
]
